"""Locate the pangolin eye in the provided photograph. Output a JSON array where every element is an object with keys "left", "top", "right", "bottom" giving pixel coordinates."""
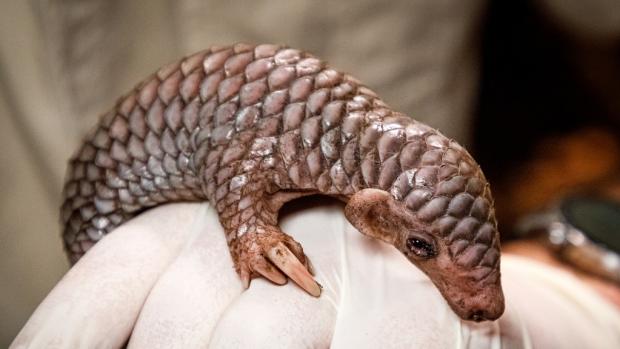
[{"left": 406, "top": 237, "right": 436, "bottom": 259}]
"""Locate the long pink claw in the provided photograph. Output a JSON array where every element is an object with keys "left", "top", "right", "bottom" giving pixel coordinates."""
[
  {"left": 267, "top": 242, "right": 321, "bottom": 297},
  {"left": 254, "top": 261, "right": 287, "bottom": 285}
]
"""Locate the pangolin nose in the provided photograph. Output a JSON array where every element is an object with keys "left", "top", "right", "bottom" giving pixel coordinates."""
[
  {"left": 463, "top": 294, "right": 505, "bottom": 322},
  {"left": 468, "top": 310, "right": 488, "bottom": 322}
]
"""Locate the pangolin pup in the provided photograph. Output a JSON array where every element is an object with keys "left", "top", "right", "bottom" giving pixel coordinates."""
[{"left": 61, "top": 43, "right": 504, "bottom": 321}]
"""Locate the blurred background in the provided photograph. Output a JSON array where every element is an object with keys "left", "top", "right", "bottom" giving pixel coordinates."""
[{"left": 1, "top": 0, "right": 619, "bottom": 345}]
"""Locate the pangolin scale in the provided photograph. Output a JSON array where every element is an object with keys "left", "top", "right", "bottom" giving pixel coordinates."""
[{"left": 61, "top": 43, "right": 504, "bottom": 321}]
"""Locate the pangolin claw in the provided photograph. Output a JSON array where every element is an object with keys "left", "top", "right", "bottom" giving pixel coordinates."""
[
  {"left": 267, "top": 242, "right": 321, "bottom": 297},
  {"left": 240, "top": 268, "right": 251, "bottom": 290},
  {"left": 254, "top": 259, "right": 288, "bottom": 285}
]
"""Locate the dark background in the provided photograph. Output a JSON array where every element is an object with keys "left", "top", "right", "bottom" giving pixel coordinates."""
[{"left": 474, "top": 0, "right": 620, "bottom": 230}]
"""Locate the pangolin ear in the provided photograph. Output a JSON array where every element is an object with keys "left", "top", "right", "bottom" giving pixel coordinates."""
[{"left": 344, "top": 188, "right": 404, "bottom": 244}]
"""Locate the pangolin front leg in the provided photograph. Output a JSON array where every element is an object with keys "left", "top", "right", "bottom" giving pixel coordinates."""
[{"left": 214, "top": 170, "right": 320, "bottom": 295}]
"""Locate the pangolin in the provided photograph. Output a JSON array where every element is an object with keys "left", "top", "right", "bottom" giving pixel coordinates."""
[{"left": 61, "top": 43, "right": 504, "bottom": 321}]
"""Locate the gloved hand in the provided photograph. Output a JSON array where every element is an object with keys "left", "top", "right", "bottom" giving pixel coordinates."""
[{"left": 11, "top": 201, "right": 620, "bottom": 348}]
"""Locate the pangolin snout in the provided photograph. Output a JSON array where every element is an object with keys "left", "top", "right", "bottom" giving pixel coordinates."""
[
  {"left": 464, "top": 302, "right": 504, "bottom": 322},
  {"left": 464, "top": 298, "right": 504, "bottom": 322},
  {"left": 447, "top": 277, "right": 505, "bottom": 322}
]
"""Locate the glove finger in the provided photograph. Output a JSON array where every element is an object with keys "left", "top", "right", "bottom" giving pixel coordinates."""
[
  {"left": 129, "top": 204, "right": 243, "bottom": 348},
  {"left": 11, "top": 203, "right": 201, "bottom": 348}
]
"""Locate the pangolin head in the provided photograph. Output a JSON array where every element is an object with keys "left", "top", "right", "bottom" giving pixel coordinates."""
[{"left": 345, "top": 125, "right": 504, "bottom": 322}]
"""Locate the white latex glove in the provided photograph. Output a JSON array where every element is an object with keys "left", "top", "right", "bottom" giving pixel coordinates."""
[{"left": 11, "top": 202, "right": 620, "bottom": 348}]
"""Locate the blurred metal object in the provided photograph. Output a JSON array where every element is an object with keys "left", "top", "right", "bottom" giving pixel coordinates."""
[{"left": 517, "top": 195, "right": 620, "bottom": 284}]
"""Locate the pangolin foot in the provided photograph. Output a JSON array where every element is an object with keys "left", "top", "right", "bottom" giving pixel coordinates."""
[{"left": 231, "top": 225, "right": 320, "bottom": 297}]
